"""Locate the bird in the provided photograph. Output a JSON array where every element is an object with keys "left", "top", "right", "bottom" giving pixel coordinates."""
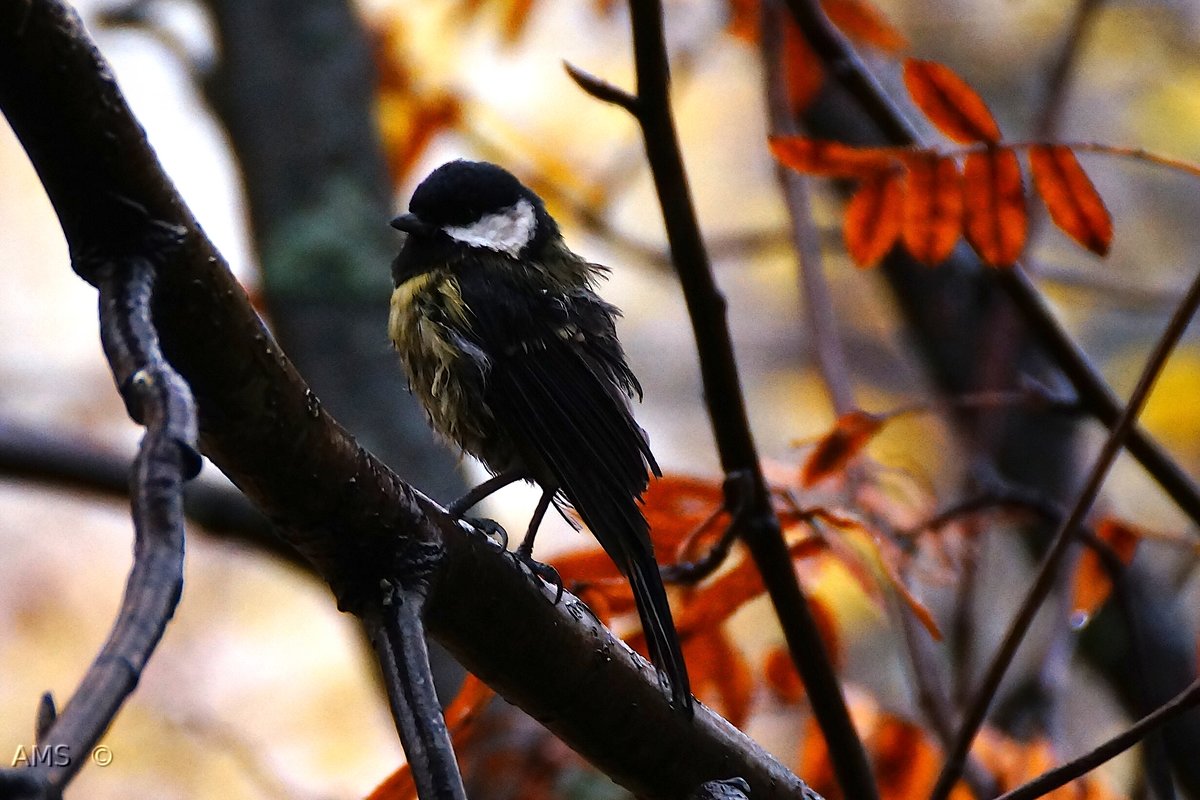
[{"left": 387, "top": 159, "right": 693, "bottom": 715}]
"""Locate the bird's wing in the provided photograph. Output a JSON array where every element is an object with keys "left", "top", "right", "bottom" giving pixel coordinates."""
[{"left": 457, "top": 268, "right": 691, "bottom": 712}]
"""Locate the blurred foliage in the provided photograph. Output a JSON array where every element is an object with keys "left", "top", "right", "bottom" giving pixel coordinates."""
[{"left": 6, "top": 0, "right": 1200, "bottom": 797}]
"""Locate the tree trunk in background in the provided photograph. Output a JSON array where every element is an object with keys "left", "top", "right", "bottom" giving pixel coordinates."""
[{"left": 201, "top": 0, "right": 467, "bottom": 702}]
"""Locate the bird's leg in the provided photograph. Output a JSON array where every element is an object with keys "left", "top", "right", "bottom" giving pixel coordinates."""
[
  {"left": 516, "top": 488, "right": 553, "bottom": 559},
  {"left": 512, "top": 488, "right": 564, "bottom": 603},
  {"left": 446, "top": 468, "right": 526, "bottom": 517},
  {"left": 446, "top": 469, "right": 526, "bottom": 549}
]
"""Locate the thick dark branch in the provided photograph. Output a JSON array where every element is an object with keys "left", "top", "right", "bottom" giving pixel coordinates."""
[
  {"left": 0, "top": 3, "right": 813, "bottom": 797},
  {"left": 0, "top": 257, "right": 196, "bottom": 797},
  {"left": 930, "top": 266, "right": 1200, "bottom": 800},
  {"left": 579, "top": 2, "right": 877, "bottom": 798}
]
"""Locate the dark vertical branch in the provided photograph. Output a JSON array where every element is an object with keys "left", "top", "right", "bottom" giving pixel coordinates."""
[
  {"left": 572, "top": 2, "right": 879, "bottom": 797},
  {"left": 368, "top": 581, "right": 466, "bottom": 800},
  {"left": 930, "top": 265, "right": 1200, "bottom": 800}
]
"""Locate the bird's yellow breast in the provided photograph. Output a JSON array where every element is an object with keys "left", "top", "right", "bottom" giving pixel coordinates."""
[{"left": 388, "top": 271, "right": 492, "bottom": 452}]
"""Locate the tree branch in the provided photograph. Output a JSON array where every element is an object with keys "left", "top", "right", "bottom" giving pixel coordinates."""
[
  {"left": 930, "top": 264, "right": 1200, "bottom": 799},
  {"left": 0, "top": 256, "right": 197, "bottom": 797},
  {"left": 571, "top": 1, "right": 878, "bottom": 797},
  {"left": 0, "top": 3, "right": 816, "bottom": 797}
]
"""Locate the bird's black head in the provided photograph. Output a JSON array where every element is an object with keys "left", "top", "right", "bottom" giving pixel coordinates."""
[{"left": 391, "top": 160, "right": 558, "bottom": 260}]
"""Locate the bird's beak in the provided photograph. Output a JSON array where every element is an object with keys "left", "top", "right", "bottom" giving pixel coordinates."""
[{"left": 390, "top": 213, "right": 434, "bottom": 236}]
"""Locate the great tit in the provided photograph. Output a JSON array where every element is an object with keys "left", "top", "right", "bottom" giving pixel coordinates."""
[{"left": 388, "top": 159, "right": 693, "bottom": 715}]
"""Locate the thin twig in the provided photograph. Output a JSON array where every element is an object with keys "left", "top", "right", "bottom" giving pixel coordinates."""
[
  {"left": 368, "top": 579, "right": 466, "bottom": 800},
  {"left": 930, "top": 264, "right": 1200, "bottom": 800},
  {"left": 762, "top": 0, "right": 855, "bottom": 416},
  {"left": 578, "top": 2, "right": 879, "bottom": 797},
  {"left": 1034, "top": 0, "right": 1107, "bottom": 141},
  {"left": 996, "top": 676, "right": 1200, "bottom": 800}
]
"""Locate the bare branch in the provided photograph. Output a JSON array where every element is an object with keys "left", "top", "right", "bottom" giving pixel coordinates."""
[
  {"left": 563, "top": 60, "right": 640, "bottom": 115},
  {"left": 572, "top": 1, "right": 877, "bottom": 797},
  {"left": 0, "top": 256, "right": 197, "bottom": 796},
  {"left": 931, "top": 265, "right": 1200, "bottom": 799},
  {"left": 762, "top": 0, "right": 855, "bottom": 416},
  {"left": 996, "top": 677, "right": 1200, "bottom": 800}
]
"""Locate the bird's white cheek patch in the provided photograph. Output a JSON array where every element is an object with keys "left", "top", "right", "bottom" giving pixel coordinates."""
[{"left": 443, "top": 198, "right": 536, "bottom": 256}]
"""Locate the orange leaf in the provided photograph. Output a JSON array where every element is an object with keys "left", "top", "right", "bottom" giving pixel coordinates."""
[
  {"left": 822, "top": 0, "right": 908, "bottom": 52},
  {"left": 901, "top": 153, "right": 963, "bottom": 266},
  {"left": 770, "top": 137, "right": 899, "bottom": 178},
  {"left": 873, "top": 717, "right": 942, "bottom": 800},
  {"left": 687, "top": 631, "right": 755, "bottom": 726},
  {"left": 963, "top": 147, "right": 1027, "bottom": 266},
  {"left": 724, "top": 0, "right": 759, "bottom": 41},
  {"left": 642, "top": 474, "right": 727, "bottom": 554},
  {"left": 1070, "top": 518, "right": 1141, "bottom": 625},
  {"left": 782, "top": 19, "right": 825, "bottom": 113},
  {"left": 367, "top": 675, "right": 494, "bottom": 800},
  {"left": 903, "top": 59, "right": 1001, "bottom": 144},
  {"left": 764, "top": 647, "right": 806, "bottom": 703},
  {"left": 802, "top": 410, "right": 886, "bottom": 486},
  {"left": 1029, "top": 145, "right": 1112, "bottom": 256},
  {"left": 844, "top": 171, "right": 904, "bottom": 267}
]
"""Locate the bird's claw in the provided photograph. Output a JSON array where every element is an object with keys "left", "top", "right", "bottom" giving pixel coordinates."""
[
  {"left": 462, "top": 516, "right": 509, "bottom": 550},
  {"left": 508, "top": 549, "right": 564, "bottom": 604}
]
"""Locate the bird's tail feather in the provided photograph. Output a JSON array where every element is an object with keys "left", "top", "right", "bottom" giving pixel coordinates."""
[{"left": 622, "top": 546, "right": 694, "bottom": 716}]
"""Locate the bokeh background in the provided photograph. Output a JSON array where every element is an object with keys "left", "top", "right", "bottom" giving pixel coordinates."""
[{"left": 4, "top": 0, "right": 1200, "bottom": 797}]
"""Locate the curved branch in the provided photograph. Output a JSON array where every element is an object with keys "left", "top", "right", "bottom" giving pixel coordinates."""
[
  {"left": 0, "top": 3, "right": 816, "bottom": 797},
  {"left": 0, "top": 257, "right": 196, "bottom": 797}
]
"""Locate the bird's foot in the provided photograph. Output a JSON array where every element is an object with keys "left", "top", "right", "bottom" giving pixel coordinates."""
[
  {"left": 460, "top": 516, "right": 509, "bottom": 551},
  {"left": 509, "top": 547, "right": 564, "bottom": 605}
]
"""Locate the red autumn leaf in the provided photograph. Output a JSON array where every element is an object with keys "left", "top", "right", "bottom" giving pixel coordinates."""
[
  {"left": 963, "top": 147, "right": 1027, "bottom": 266},
  {"left": 1070, "top": 517, "right": 1141, "bottom": 624},
  {"left": 642, "top": 474, "right": 728, "bottom": 554},
  {"left": 782, "top": 19, "right": 825, "bottom": 113},
  {"left": 686, "top": 631, "right": 755, "bottom": 726},
  {"left": 367, "top": 674, "right": 494, "bottom": 800},
  {"left": 903, "top": 59, "right": 1002, "bottom": 144},
  {"left": 764, "top": 647, "right": 806, "bottom": 703},
  {"left": 823, "top": 0, "right": 908, "bottom": 52},
  {"left": 901, "top": 152, "right": 963, "bottom": 266},
  {"left": 1029, "top": 145, "right": 1113, "bottom": 256},
  {"left": 802, "top": 410, "right": 886, "bottom": 486},
  {"left": 844, "top": 171, "right": 904, "bottom": 267},
  {"left": 770, "top": 137, "right": 899, "bottom": 178},
  {"left": 873, "top": 718, "right": 942, "bottom": 800}
]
